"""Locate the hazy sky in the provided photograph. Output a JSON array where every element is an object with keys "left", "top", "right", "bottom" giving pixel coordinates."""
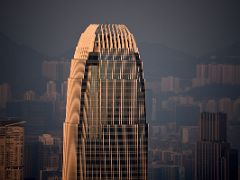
[{"left": 1, "top": 0, "right": 240, "bottom": 56}]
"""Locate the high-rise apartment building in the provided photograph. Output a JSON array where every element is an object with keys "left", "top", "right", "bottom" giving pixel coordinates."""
[
  {"left": 42, "top": 60, "right": 70, "bottom": 82},
  {"left": 196, "top": 112, "right": 238, "bottom": 180},
  {"left": 0, "top": 83, "right": 11, "bottom": 109},
  {"left": 160, "top": 76, "right": 180, "bottom": 93},
  {"left": 46, "top": 81, "right": 58, "bottom": 101},
  {"left": 63, "top": 24, "right": 148, "bottom": 180},
  {"left": 193, "top": 64, "right": 240, "bottom": 87},
  {"left": 0, "top": 120, "right": 24, "bottom": 180},
  {"left": 38, "top": 134, "right": 62, "bottom": 180}
]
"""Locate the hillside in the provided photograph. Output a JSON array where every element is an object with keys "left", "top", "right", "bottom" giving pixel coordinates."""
[{"left": 0, "top": 33, "right": 46, "bottom": 96}]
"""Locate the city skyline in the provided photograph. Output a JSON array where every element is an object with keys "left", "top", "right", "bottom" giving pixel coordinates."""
[{"left": 0, "top": 1, "right": 240, "bottom": 180}]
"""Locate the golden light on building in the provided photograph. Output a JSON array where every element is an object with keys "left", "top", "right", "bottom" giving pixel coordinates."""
[
  {"left": 0, "top": 120, "right": 25, "bottom": 180},
  {"left": 63, "top": 24, "right": 148, "bottom": 180}
]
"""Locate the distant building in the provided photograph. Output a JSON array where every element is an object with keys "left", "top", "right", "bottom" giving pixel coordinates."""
[
  {"left": 205, "top": 99, "right": 217, "bottom": 113},
  {"left": 42, "top": 60, "right": 70, "bottom": 82},
  {"left": 233, "top": 98, "right": 240, "bottom": 120},
  {"left": 23, "top": 134, "right": 62, "bottom": 180},
  {"left": 38, "top": 134, "right": 62, "bottom": 180},
  {"left": 182, "top": 151, "right": 195, "bottom": 180},
  {"left": 162, "top": 96, "right": 195, "bottom": 111},
  {"left": 218, "top": 98, "right": 233, "bottom": 120},
  {"left": 45, "top": 81, "right": 58, "bottom": 101},
  {"left": 0, "top": 83, "right": 11, "bottom": 109},
  {"left": 196, "top": 112, "right": 238, "bottom": 180},
  {"left": 151, "top": 97, "right": 157, "bottom": 121},
  {"left": 193, "top": 64, "right": 240, "bottom": 87},
  {"left": 61, "top": 81, "right": 67, "bottom": 101},
  {"left": 23, "top": 90, "right": 36, "bottom": 101},
  {"left": 42, "top": 61, "right": 58, "bottom": 81},
  {"left": 24, "top": 137, "right": 39, "bottom": 180},
  {"left": 145, "top": 89, "right": 153, "bottom": 122},
  {"left": 181, "top": 126, "right": 199, "bottom": 144},
  {"left": 0, "top": 120, "right": 24, "bottom": 180},
  {"left": 161, "top": 76, "right": 180, "bottom": 93}
]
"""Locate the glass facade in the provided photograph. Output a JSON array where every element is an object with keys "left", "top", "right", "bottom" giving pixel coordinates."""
[{"left": 63, "top": 24, "right": 148, "bottom": 180}]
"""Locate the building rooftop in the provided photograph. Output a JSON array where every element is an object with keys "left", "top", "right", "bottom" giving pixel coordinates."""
[{"left": 74, "top": 24, "right": 138, "bottom": 59}]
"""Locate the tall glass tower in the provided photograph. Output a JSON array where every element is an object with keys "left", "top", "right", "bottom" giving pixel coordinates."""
[{"left": 63, "top": 24, "right": 148, "bottom": 180}]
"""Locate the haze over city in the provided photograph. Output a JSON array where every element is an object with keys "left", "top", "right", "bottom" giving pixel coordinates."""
[
  {"left": 0, "top": 1, "right": 240, "bottom": 180},
  {"left": 1, "top": 0, "right": 240, "bottom": 56}
]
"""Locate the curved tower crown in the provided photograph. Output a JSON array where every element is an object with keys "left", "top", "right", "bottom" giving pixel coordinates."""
[
  {"left": 73, "top": 24, "right": 138, "bottom": 60},
  {"left": 63, "top": 24, "right": 148, "bottom": 180}
]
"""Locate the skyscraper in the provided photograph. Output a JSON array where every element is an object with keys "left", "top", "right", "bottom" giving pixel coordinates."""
[
  {"left": 196, "top": 112, "right": 238, "bottom": 180},
  {"left": 0, "top": 120, "right": 24, "bottom": 180},
  {"left": 63, "top": 24, "right": 148, "bottom": 180}
]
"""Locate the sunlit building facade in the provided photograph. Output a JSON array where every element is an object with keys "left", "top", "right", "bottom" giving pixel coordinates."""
[
  {"left": 0, "top": 120, "right": 24, "bottom": 180},
  {"left": 63, "top": 24, "right": 148, "bottom": 180}
]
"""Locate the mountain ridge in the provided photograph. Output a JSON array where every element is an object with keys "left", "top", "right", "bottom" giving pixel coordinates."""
[{"left": 0, "top": 32, "right": 46, "bottom": 97}]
